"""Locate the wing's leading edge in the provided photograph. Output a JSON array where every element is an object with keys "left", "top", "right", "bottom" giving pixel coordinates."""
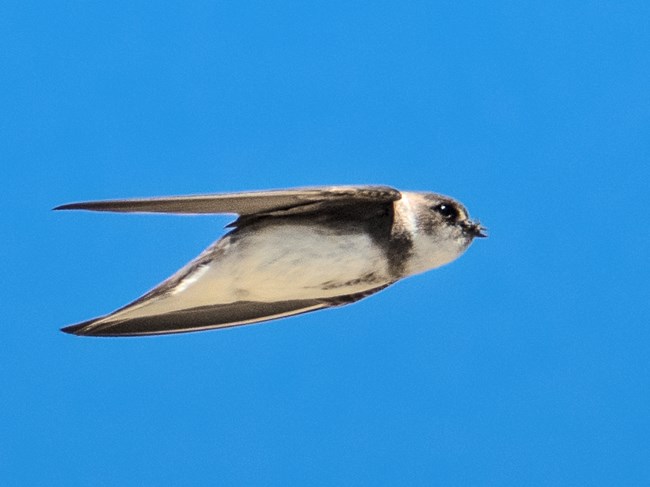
[
  {"left": 54, "top": 185, "right": 401, "bottom": 215},
  {"left": 61, "top": 300, "right": 328, "bottom": 336},
  {"left": 61, "top": 284, "right": 395, "bottom": 337}
]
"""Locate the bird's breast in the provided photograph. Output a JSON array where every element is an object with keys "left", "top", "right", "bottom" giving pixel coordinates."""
[{"left": 178, "top": 223, "right": 392, "bottom": 304}]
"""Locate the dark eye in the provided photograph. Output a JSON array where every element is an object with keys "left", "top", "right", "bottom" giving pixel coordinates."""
[{"left": 434, "top": 203, "right": 459, "bottom": 221}]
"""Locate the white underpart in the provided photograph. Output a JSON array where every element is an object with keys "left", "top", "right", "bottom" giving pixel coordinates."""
[
  {"left": 199, "top": 225, "right": 388, "bottom": 301},
  {"left": 406, "top": 235, "right": 466, "bottom": 276},
  {"left": 112, "top": 223, "right": 391, "bottom": 319}
]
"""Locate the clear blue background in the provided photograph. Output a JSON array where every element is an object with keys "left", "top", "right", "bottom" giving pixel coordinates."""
[{"left": 2, "top": 2, "right": 649, "bottom": 485}]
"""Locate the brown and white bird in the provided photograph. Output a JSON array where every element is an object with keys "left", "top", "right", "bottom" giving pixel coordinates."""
[{"left": 56, "top": 185, "right": 485, "bottom": 337}]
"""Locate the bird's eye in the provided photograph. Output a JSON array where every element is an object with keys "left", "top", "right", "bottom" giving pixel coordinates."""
[{"left": 434, "top": 203, "right": 459, "bottom": 221}]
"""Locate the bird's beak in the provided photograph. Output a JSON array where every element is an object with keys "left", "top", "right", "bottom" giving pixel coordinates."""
[{"left": 462, "top": 220, "right": 488, "bottom": 238}]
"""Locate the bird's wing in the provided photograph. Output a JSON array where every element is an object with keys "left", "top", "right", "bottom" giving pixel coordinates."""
[
  {"left": 61, "top": 284, "right": 394, "bottom": 337},
  {"left": 54, "top": 185, "right": 401, "bottom": 216}
]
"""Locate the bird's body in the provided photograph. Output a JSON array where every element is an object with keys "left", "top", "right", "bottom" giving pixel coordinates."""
[{"left": 56, "top": 185, "right": 485, "bottom": 336}]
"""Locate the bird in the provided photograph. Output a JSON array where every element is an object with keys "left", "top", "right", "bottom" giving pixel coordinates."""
[{"left": 55, "top": 185, "right": 486, "bottom": 337}]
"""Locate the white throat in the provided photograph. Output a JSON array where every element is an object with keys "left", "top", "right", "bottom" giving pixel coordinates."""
[{"left": 396, "top": 193, "right": 469, "bottom": 277}]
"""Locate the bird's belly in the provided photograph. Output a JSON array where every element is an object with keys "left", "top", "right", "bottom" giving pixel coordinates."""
[{"left": 180, "top": 224, "right": 389, "bottom": 304}]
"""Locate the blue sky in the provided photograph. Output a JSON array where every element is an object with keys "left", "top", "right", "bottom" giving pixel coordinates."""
[{"left": 2, "top": 1, "right": 649, "bottom": 485}]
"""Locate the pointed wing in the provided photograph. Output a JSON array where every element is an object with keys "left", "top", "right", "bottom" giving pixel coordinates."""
[
  {"left": 61, "top": 300, "right": 329, "bottom": 336},
  {"left": 54, "top": 185, "right": 401, "bottom": 215},
  {"left": 61, "top": 284, "right": 394, "bottom": 337}
]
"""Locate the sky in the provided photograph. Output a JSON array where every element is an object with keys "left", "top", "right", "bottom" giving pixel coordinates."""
[{"left": 1, "top": 1, "right": 649, "bottom": 485}]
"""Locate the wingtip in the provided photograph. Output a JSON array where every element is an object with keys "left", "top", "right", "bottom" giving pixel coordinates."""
[
  {"left": 61, "top": 322, "right": 89, "bottom": 335},
  {"left": 53, "top": 202, "right": 86, "bottom": 211},
  {"left": 60, "top": 317, "right": 104, "bottom": 336},
  {"left": 61, "top": 325, "right": 82, "bottom": 335}
]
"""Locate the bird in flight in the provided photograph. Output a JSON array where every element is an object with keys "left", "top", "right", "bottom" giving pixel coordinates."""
[{"left": 56, "top": 185, "right": 485, "bottom": 337}]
